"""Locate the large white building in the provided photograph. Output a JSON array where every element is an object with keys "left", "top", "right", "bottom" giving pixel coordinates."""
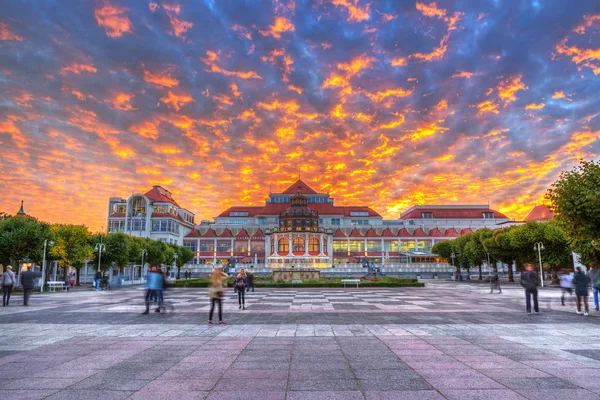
[{"left": 107, "top": 186, "right": 195, "bottom": 245}]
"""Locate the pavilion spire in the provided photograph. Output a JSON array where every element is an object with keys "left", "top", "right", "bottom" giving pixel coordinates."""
[{"left": 17, "top": 200, "right": 26, "bottom": 215}]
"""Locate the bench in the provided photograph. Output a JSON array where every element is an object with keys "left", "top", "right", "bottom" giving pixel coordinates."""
[
  {"left": 341, "top": 279, "right": 360, "bottom": 288},
  {"left": 46, "top": 281, "right": 65, "bottom": 292}
]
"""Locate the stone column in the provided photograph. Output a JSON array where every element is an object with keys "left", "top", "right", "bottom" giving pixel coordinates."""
[
  {"left": 288, "top": 234, "right": 293, "bottom": 256},
  {"left": 304, "top": 235, "right": 309, "bottom": 256}
]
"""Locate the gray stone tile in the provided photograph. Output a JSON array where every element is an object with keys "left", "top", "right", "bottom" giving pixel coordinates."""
[
  {"left": 142, "top": 379, "right": 217, "bottom": 391},
  {"left": 365, "top": 391, "right": 446, "bottom": 400},
  {"left": 0, "top": 390, "right": 59, "bottom": 400},
  {"left": 205, "top": 391, "right": 285, "bottom": 400},
  {"left": 497, "top": 377, "right": 577, "bottom": 390},
  {"left": 3, "top": 378, "right": 86, "bottom": 390},
  {"left": 128, "top": 391, "right": 208, "bottom": 400},
  {"left": 515, "top": 389, "right": 600, "bottom": 400},
  {"left": 286, "top": 391, "right": 365, "bottom": 400},
  {"left": 289, "top": 379, "right": 360, "bottom": 391},
  {"left": 425, "top": 377, "right": 506, "bottom": 390},
  {"left": 214, "top": 378, "right": 287, "bottom": 391},
  {"left": 359, "top": 377, "right": 432, "bottom": 391},
  {"left": 441, "top": 389, "right": 528, "bottom": 400},
  {"left": 44, "top": 390, "right": 134, "bottom": 400}
]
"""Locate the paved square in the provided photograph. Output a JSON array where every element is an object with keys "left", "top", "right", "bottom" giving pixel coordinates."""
[{"left": 1, "top": 281, "right": 600, "bottom": 399}]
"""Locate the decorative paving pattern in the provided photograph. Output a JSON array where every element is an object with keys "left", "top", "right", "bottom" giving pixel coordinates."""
[{"left": 1, "top": 282, "right": 600, "bottom": 399}]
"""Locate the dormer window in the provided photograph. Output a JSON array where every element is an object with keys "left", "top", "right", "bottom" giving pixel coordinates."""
[
  {"left": 482, "top": 212, "right": 495, "bottom": 219},
  {"left": 422, "top": 212, "right": 433, "bottom": 219}
]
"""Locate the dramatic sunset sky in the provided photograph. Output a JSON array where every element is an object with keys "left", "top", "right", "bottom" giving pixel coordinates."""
[{"left": 1, "top": 0, "right": 600, "bottom": 231}]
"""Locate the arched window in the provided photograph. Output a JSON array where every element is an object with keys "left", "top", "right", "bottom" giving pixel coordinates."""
[
  {"left": 278, "top": 238, "right": 289, "bottom": 253},
  {"left": 293, "top": 237, "right": 305, "bottom": 253},
  {"left": 309, "top": 237, "right": 319, "bottom": 252}
]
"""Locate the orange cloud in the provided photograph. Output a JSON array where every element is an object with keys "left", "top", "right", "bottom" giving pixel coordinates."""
[
  {"left": 525, "top": 103, "right": 545, "bottom": 110},
  {"left": 497, "top": 75, "right": 527, "bottom": 104},
  {"left": 259, "top": 16, "right": 294, "bottom": 39},
  {"left": 94, "top": 2, "right": 133, "bottom": 38},
  {"left": 391, "top": 57, "right": 407, "bottom": 67},
  {"left": 160, "top": 91, "right": 194, "bottom": 111},
  {"left": 410, "top": 35, "right": 449, "bottom": 62},
  {"left": 130, "top": 119, "right": 161, "bottom": 140},
  {"left": 0, "top": 22, "right": 23, "bottom": 41},
  {"left": 365, "top": 88, "right": 413, "bottom": 102},
  {"left": 142, "top": 65, "right": 179, "bottom": 87},
  {"left": 332, "top": 0, "right": 370, "bottom": 23},
  {"left": 556, "top": 38, "right": 600, "bottom": 75},
  {"left": 552, "top": 90, "right": 572, "bottom": 101},
  {"left": 106, "top": 93, "right": 137, "bottom": 111},
  {"left": 452, "top": 71, "right": 477, "bottom": 79},
  {"left": 149, "top": 2, "right": 159, "bottom": 12},
  {"left": 0, "top": 115, "right": 27, "bottom": 148},
  {"left": 410, "top": 123, "right": 448, "bottom": 141},
  {"left": 477, "top": 100, "right": 499, "bottom": 115},
  {"left": 202, "top": 50, "right": 262, "bottom": 80},
  {"left": 436, "top": 154, "right": 455, "bottom": 161},
  {"left": 61, "top": 63, "right": 97, "bottom": 75},
  {"left": 162, "top": 4, "right": 193, "bottom": 38}
]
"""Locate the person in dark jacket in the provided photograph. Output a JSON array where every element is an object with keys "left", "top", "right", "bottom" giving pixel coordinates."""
[
  {"left": 94, "top": 269, "right": 102, "bottom": 291},
  {"left": 489, "top": 269, "right": 502, "bottom": 294},
  {"left": 21, "top": 266, "right": 41, "bottom": 306},
  {"left": 234, "top": 270, "right": 247, "bottom": 310},
  {"left": 246, "top": 270, "right": 254, "bottom": 292},
  {"left": 588, "top": 262, "right": 600, "bottom": 311},
  {"left": 520, "top": 264, "right": 540, "bottom": 314},
  {"left": 2, "top": 265, "right": 15, "bottom": 306},
  {"left": 573, "top": 267, "right": 589, "bottom": 316}
]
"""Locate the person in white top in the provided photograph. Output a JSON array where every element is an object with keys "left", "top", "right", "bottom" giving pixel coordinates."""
[
  {"left": 559, "top": 269, "right": 574, "bottom": 306},
  {"left": 2, "top": 265, "right": 16, "bottom": 306}
]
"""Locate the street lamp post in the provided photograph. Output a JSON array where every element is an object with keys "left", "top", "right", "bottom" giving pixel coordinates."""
[
  {"left": 173, "top": 253, "right": 178, "bottom": 279},
  {"left": 41, "top": 239, "right": 54, "bottom": 292},
  {"left": 534, "top": 242, "right": 545, "bottom": 287},
  {"left": 450, "top": 252, "right": 457, "bottom": 280},
  {"left": 141, "top": 249, "right": 147, "bottom": 280},
  {"left": 95, "top": 234, "right": 106, "bottom": 276}
]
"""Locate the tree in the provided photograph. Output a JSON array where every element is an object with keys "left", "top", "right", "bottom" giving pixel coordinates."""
[
  {"left": 50, "top": 224, "right": 94, "bottom": 285},
  {"left": 464, "top": 229, "right": 493, "bottom": 280},
  {"left": 432, "top": 240, "right": 461, "bottom": 278},
  {"left": 483, "top": 228, "right": 519, "bottom": 282},
  {"left": 546, "top": 160, "right": 600, "bottom": 265},
  {"left": 0, "top": 216, "right": 53, "bottom": 276},
  {"left": 174, "top": 245, "right": 194, "bottom": 279},
  {"left": 103, "top": 233, "right": 132, "bottom": 273}
]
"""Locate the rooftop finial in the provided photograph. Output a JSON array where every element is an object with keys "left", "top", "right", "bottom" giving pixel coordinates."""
[{"left": 17, "top": 200, "right": 25, "bottom": 215}]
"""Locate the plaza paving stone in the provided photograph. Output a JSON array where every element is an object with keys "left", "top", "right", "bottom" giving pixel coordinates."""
[{"left": 1, "top": 281, "right": 600, "bottom": 399}]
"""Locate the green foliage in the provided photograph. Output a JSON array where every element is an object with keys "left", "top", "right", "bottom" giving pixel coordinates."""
[
  {"left": 431, "top": 241, "right": 453, "bottom": 259},
  {"left": 103, "top": 233, "right": 131, "bottom": 268},
  {"left": 169, "top": 277, "right": 424, "bottom": 288},
  {"left": 50, "top": 224, "right": 94, "bottom": 270},
  {"left": 0, "top": 216, "right": 54, "bottom": 266},
  {"left": 546, "top": 159, "right": 600, "bottom": 265},
  {"left": 175, "top": 246, "right": 195, "bottom": 267}
]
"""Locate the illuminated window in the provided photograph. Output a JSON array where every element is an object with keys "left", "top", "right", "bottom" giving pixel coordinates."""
[
  {"left": 348, "top": 241, "right": 365, "bottom": 252},
  {"left": 278, "top": 238, "right": 289, "bottom": 253},
  {"left": 293, "top": 237, "right": 305, "bottom": 252},
  {"left": 309, "top": 238, "right": 319, "bottom": 252},
  {"left": 333, "top": 241, "right": 347, "bottom": 252},
  {"left": 367, "top": 240, "right": 381, "bottom": 251}
]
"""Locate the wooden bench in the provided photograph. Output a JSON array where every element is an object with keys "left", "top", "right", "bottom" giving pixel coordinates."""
[
  {"left": 341, "top": 279, "right": 360, "bottom": 288},
  {"left": 46, "top": 281, "right": 65, "bottom": 292}
]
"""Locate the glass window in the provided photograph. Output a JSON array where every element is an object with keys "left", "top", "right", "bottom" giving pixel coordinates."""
[
  {"left": 400, "top": 240, "right": 415, "bottom": 253},
  {"left": 482, "top": 212, "right": 495, "bottom": 219},
  {"left": 293, "top": 237, "right": 305, "bottom": 253},
  {"left": 331, "top": 218, "right": 340, "bottom": 225},
  {"left": 183, "top": 241, "right": 197, "bottom": 252},
  {"left": 251, "top": 241, "right": 264, "bottom": 252},
  {"left": 278, "top": 238, "right": 289, "bottom": 253},
  {"left": 421, "top": 212, "right": 433, "bottom": 219},
  {"left": 309, "top": 238, "right": 319, "bottom": 252},
  {"left": 367, "top": 240, "right": 381, "bottom": 251},
  {"left": 384, "top": 241, "right": 399, "bottom": 252},
  {"left": 350, "top": 211, "right": 369, "bottom": 216},
  {"left": 333, "top": 241, "right": 347, "bottom": 252},
  {"left": 348, "top": 241, "right": 365, "bottom": 252},
  {"left": 199, "top": 241, "right": 214, "bottom": 252},
  {"left": 152, "top": 221, "right": 160, "bottom": 231},
  {"left": 217, "top": 241, "right": 232, "bottom": 252},
  {"left": 234, "top": 241, "right": 248, "bottom": 253}
]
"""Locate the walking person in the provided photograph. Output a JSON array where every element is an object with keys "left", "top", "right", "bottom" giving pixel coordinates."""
[
  {"left": 489, "top": 269, "right": 502, "bottom": 294},
  {"left": 520, "top": 264, "right": 540, "bottom": 314},
  {"left": 246, "top": 270, "right": 254, "bottom": 292},
  {"left": 208, "top": 267, "right": 228, "bottom": 325},
  {"left": 234, "top": 269, "right": 247, "bottom": 310},
  {"left": 142, "top": 266, "right": 164, "bottom": 315},
  {"left": 574, "top": 267, "right": 590, "bottom": 316},
  {"left": 2, "top": 266, "right": 15, "bottom": 306},
  {"left": 560, "top": 269, "right": 574, "bottom": 306},
  {"left": 588, "top": 262, "right": 600, "bottom": 311},
  {"left": 94, "top": 269, "right": 102, "bottom": 291},
  {"left": 21, "top": 266, "right": 41, "bottom": 306}
]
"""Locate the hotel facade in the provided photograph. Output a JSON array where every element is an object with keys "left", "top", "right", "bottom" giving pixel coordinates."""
[{"left": 107, "top": 181, "right": 511, "bottom": 272}]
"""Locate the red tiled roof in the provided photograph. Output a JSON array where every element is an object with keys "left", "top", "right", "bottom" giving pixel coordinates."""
[
  {"left": 185, "top": 229, "right": 202, "bottom": 238},
  {"left": 460, "top": 228, "right": 473, "bottom": 235},
  {"left": 428, "top": 228, "right": 444, "bottom": 237},
  {"left": 110, "top": 213, "right": 126, "bottom": 218},
  {"left": 333, "top": 228, "right": 346, "bottom": 237},
  {"left": 524, "top": 205, "right": 555, "bottom": 221},
  {"left": 348, "top": 228, "right": 363, "bottom": 237},
  {"left": 144, "top": 186, "right": 180, "bottom": 207},
  {"left": 251, "top": 228, "right": 264, "bottom": 238},
  {"left": 397, "top": 228, "right": 412, "bottom": 237},
  {"left": 202, "top": 228, "right": 218, "bottom": 237},
  {"left": 412, "top": 228, "right": 427, "bottom": 236},
  {"left": 444, "top": 228, "right": 460, "bottom": 237},
  {"left": 282, "top": 180, "right": 317, "bottom": 194},
  {"left": 219, "top": 228, "right": 234, "bottom": 237},
  {"left": 236, "top": 228, "right": 250, "bottom": 238},
  {"left": 365, "top": 228, "right": 378, "bottom": 237},
  {"left": 218, "top": 203, "right": 380, "bottom": 217},
  {"left": 400, "top": 207, "right": 507, "bottom": 220},
  {"left": 380, "top": 228, "right": 395, "bottom": 237}
]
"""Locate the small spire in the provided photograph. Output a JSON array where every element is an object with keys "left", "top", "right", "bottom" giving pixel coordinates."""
[{"left": 17, "top": 200, "right": 25, "bottom": 215}]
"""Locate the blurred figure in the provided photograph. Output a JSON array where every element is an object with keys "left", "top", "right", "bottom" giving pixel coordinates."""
[
  {"left": 520, "top": 264, "right": 540, "bottom": 314},
  {"left": 559, "top": 269, "right": 574, "bottom": 306},
  {"left": 102, "top": 271, "right": 110, "bottom": 291},
  {"left": 208, "top": 267, "right": 228, "bottom": 325},
  {"left": 2, "top": 265, "right": 15, "bottom": 306},
  {"left": 94, "top": 269, "right": 102, "bottom": 291},
  {"left": 574, "top": 267, "right": 589, "bottom": 316},
  {"left": 234, "top": 269, "right": 247, "bottom": 310},
  {"left": 21, "top": 266, "right": 41, "bottom": 306},
  {"left": 588, "top": 262, "right": 600, "bottom": 311},
  {"left": 142, "top": 266, "right": 164, "bottom": 315},
  {"left": 246, "top": 269, "right": 254, "bottom": 292},
  {"left": 489, "top": 268, "right": 502, "bottom": 294},
  {"left": 184, "top": 270, "right": 188, "bottom": 280}
]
